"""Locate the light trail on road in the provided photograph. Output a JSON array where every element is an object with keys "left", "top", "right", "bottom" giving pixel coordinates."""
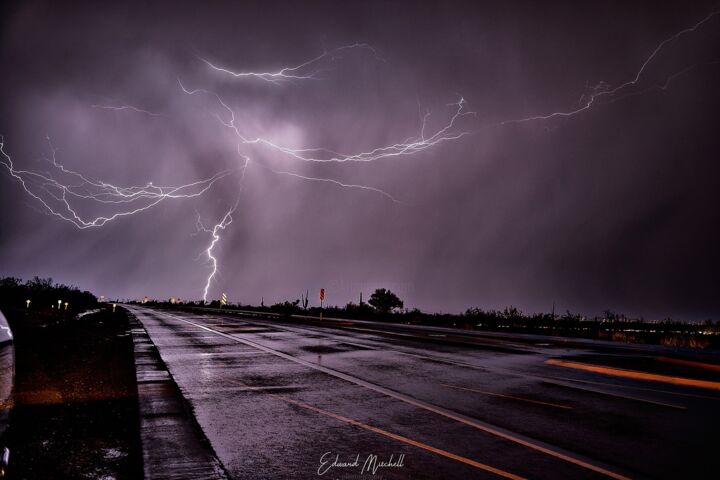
[{"left": 144, "top": 307, "right": 633, "bottom": 480}]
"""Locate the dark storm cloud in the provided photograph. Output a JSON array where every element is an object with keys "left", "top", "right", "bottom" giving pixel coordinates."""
[{"left": 1, "top": 0, "right": 719, "bottom": 319}]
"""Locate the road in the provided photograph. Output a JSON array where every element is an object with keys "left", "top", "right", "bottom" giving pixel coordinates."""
[{"left": 126, "top": 306, "right": 720, "bottom": 479}]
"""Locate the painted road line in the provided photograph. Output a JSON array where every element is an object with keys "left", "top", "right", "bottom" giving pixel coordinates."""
[
  {"left": 546, "top": 359, "right": 720, "bottom": 391},
  {"left": 145, "top": 308, "right": 632, "bottom": 480},
  {"left": 441, "top": 384, "right": 573, "bottom": 410},
  {"left": 539, "top": 380, "right": 687, "bottom": 410},
  {"left": 546, "top": 375, "right": 720, "bottom": 402},
  {"left": 278, "top": 395, "right": 526, "bottom": 480},
  {"left": 197, "top": 310, "right": 687, "bottom": 410},
  {"left": 220, "top": 376, "right": 526, "bottom": 480}
]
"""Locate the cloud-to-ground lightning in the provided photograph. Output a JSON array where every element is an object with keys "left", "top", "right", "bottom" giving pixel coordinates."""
[
  {"left": 199, "top": 43, "right": 381, "bottom": 84},
  {"left": 0, "top": 135, "right": 234, "bottom": 229},
  {"left": 196, "top": 155, "right": 250, "bottom": 302},
  {"left": 8, "top": 5, "right": 716, "bottom": 301},
  {"left": 502, "top": 10, "right": 720, "bottom": 125},
  {"left": 181, "top": 7, "right": 720, "bottom": 299},
  {"left": 197, "top": 205, "right": 236, "bottom": 302},
  {"left": 183, "top": 43, "right": 472, "bottom": 299}
]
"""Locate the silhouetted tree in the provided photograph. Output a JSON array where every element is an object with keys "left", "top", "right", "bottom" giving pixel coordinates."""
[
  {"left": 0, "top": 276, "right": 96, "bottom": 311},
  {"left": 368, "top": 288, "right": 403, "bottom": 314}
]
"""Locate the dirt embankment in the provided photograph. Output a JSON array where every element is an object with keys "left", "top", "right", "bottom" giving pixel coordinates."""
[{"left": 5, "top": 306, "right": 142, "bottom": 479}]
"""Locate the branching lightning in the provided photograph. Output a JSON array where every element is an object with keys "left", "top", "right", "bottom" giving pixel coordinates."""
[
  {"left": 0, "top": 135, "right": 234, "bottom": 229},
  {"left": 502, "top": 10, "right": 719, "bottom": 124},
  {"left": 249, "top": 97, "right": 475, "bottom": 163},
  {"left": 196, "top": 155, "right": 249, "bottom": 302},
  {"left": 91, "top": 104, "right": 165, "bottom": 117},
  {"left": 180, "top": 78, "right": 475, "bottom": 165},
  {"left": 199, "top": 43, "right": 381, "bottom": 84},
  {"left": 4, "top": 8, "right": 717, "bottom": 302},
  {"left": 182, "top": 46, "right": 475, "bottom": 300},
  {"left": 269, "top": 168, "right": 401, "bottom": 203},
  {"left": 186, "top": 11, "right": 720, "bottom": 300}
]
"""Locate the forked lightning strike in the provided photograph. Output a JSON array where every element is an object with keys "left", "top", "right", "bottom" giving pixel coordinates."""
[
  {"left": 197, "top": 207, "right": 236, "bottom": 302},
  {"left": 0, "top": 135, "right": 233, "bottom": 229},
  {"left": 270, "top": 169, "right": 401, "bottom": 203},
  {"left": 92, "top": 104, "right": 164, "bottom": 117},
  {"left": 185, "top": 46, "right": 474, "bottom": 299},
  {"left": 199, "top": 43, "right": 381, "bottom": 84},
  {"left": 503, "top": 10, "right": 719, "bottom": 124},
  {"left": 197, "top": 155, "right": 250, "bottom": 301},
  {"left": 180, "top": 79, "right": 474, "bottom": 167},
  {"left": 251, "top": 97, "right": 475, "bottom": 163},
  {"left": 4, "top": 9, "right": 716, "bottom": 300}
]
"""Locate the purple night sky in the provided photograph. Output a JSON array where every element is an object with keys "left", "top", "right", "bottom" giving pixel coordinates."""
[{"left": 1, "top": 0, "right": 719, "bottom": 320}]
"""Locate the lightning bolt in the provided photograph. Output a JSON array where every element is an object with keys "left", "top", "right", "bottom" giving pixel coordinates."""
[
  {"left": 250, "top": 97, "right": 475, "bottom": 164},
  {"left": 181, "top": 46, "right": 476, "bottom": 301},
  {"left": 199, "top": 43, "right": 381, "bottom": 84},
  {"left": 0, "top": 135, "right": 234, "bottom": 229},
  {"left": 12, "top": 7, "right": 711, "bottom": 301},
  {"left": 502, "top": 10, "right": 720, "bottom": 124},
  {"left": 180, "top": 78, "right": 474, "bottom": 165},
  {"left": 268, "top": 168, "right": 401, "bottom": 203},
  {"left": 91, "top": 104, "right": 164, "bottom": 117},
  {"left": 181, "top": 10, "right": 720, "bottom": 301},
  {"left": 197, "top": 154, "right": 250, "bottom": 302}
]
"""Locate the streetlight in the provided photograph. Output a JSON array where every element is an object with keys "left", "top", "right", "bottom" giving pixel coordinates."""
[
  {"left": 112, "top": 303, "right": 117, "bottom": 312},
  {"left": 26, "top": 299, "right": 31, "bottom": 308},
  {"left": 58, "top": 299, "right": 62, "bottom": 309},
  {"left": 64, "top": 302, "right": 69, "bottom": 310}
]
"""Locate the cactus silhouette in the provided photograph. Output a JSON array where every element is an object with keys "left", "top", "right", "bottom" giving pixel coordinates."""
[{"left": 301, "top": 289, "right": 309, "bottom": 309}]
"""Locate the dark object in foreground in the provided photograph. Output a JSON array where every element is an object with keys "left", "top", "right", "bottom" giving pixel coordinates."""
[
  {"left": 5, "top": 307, "right": 142, "bottom": 479},
  {"left": 0, "top": 311, "right": 13, "bottom": 478}
]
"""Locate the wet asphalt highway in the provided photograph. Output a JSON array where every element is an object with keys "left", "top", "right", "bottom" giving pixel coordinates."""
[{"left": 126, "top": 306, "right": 720, "bottom": 480}]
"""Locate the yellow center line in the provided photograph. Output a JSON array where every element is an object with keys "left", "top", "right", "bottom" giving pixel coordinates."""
[
  {"left": 146, "top": 309, "right": 633, "bottom": 480},
  {"left": 223, "top": 377, "right": 525, "bottom": 480},
  {"left": 281, "top": 396, "right": 526, "bottom": 480},
  {"left": 441, "top": 383, "right": 573, "bottom": 410},
  {"left": 546, "top": 359, "right": 720, "bottom": 391}
]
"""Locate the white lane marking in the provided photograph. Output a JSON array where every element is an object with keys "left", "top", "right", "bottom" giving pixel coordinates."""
[
  {"left": 133, "top": 307, "right": 632, "bottom": 480},
  {"left": 549, "top": 376, "right": 720, "bottom": 402},
  {"left": 191, "top": 311, "right": 689, "bottom": 410},
  {"left": 197, "top": 351, "right": 273, "bottom": 357},
  {"left": 539, "top": 380, "right": 686, "bottom": 410},
  {"left": 440, "top": 384, "right": 574, "bottom": 410}
]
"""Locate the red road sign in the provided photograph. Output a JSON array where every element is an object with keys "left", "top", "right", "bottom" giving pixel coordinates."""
[{"left": 319, "top": 288, "right": 325, "bottom": 301}]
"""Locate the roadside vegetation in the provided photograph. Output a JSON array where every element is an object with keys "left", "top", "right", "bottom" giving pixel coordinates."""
[
  {"left": 0, "top": 276, "right": 142, "bottom": 479},
  {"left": 142, "top": 288, "right": 720, "bottom": 350},
  {"left": 0, "top": 276, "right": 97, "bottom": 313}
]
